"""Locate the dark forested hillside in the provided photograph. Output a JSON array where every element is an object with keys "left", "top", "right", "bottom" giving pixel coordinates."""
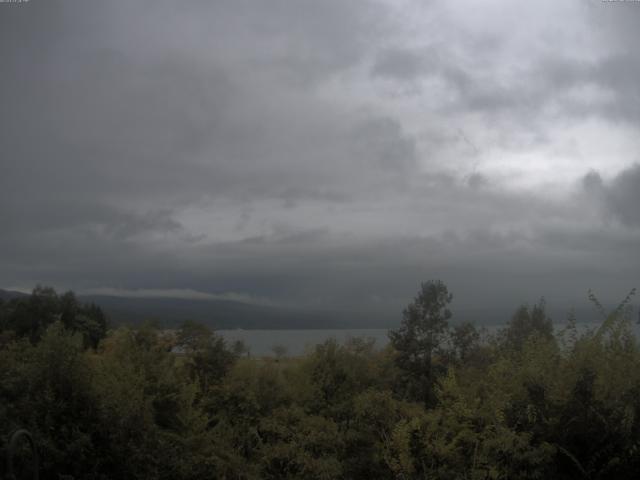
[
  {"left": 76, "top": 294, "right": 392, "bottom": 330},
  {"left": 0, "top": 289, "right": 28, "bottom": 301},
  {"left": 41, "top": 292, "right": 610, "bottom": 331},
  {"left": 1, "top": 283, "right": 639, "bottom": 479}
]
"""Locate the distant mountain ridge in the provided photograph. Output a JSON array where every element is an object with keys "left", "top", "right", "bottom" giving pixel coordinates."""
[
  {"left": 1, "top": 288, "right": 621, "bottom": 330},
  {"left": 0, "top": 289, "right": 29, "bottom": 301},
  {"left": 76, "top": 294, "right": 398, "bottom": 330},
  {"left": 1, "top": 288, "right": 395, "bottom": 329}
]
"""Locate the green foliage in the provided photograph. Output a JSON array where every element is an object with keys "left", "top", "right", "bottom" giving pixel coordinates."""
[
  {"left": 0, "top": 286, "right": 107, "bottom": 347},
  {"left": 1, "top": 284, "right": 640, "bottom": 479},
  {"left": 177, "top": 320, "right": 238, "bottom": 393},
  {"left": 259, "top": 406, "right": 343, "bottom": 480},
  {"left": 449, "top": 321, "right": 483, "bottom": 365},
  {"left": 502, "top": 299, "right": 554, "bottom": 352},
  {"left": 0, "top": 322, "right": 98, "bottom": 478},
  {"left": 389, "top": 279, "right": 453, "bottom": 405}
]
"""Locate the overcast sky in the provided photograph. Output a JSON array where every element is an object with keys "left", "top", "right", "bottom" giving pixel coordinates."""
[{"left": 1, "top": 0, "right": 639, "bottom": 319}]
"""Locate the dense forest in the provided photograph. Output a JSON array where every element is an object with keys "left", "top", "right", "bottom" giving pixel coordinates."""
[{"left": 1, "top": 282, "right": 639, "bottom": 479}]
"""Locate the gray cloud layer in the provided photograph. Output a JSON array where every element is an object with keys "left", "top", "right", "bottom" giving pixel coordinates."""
[{"left": 1, "top": 0, "right": 639, "bottom": 320}]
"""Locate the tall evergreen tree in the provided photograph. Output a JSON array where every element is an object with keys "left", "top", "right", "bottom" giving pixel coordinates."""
[{"left": 389, "top": 280, "right": 452, "bottom": 405}]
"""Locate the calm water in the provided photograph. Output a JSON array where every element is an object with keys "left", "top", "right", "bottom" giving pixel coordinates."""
[
  {"left": 218, "top": 329, "right": 391, "bottom": 356},
  {"left": 218, "top": 321, "right": 628, "bottom": 356}
]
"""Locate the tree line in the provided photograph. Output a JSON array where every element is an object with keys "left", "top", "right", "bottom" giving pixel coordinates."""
[{"left": 0, "top": 281, "right": 638, "bottom": 479}]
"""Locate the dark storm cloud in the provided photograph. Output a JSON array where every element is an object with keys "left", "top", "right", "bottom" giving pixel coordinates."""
[
  {"left": 0, "top": 0, "right": 416, "bottom": 282},
  {"left": 584, "top": 165, "right": 640, "bottom": 228},
  {"left": 587, "top": 0, "right": 640, "bottom": 98},
  {"left": 1, "top": 0, "right": 639, "bottom": 317},
  {"left": 372, "top": 47, "right": 595, "bottom": 127},
  {"left": 608, "top": 164, "right": 640, "bottom": 227},
  {"left": 368, "top": 2, "right": 640, "bottom": 138},
  {"left": 0, "top": 0, "right": 405, "bottom": 212},
  {"left": 372, "top": 48, "right": 434, "bottom": 81}
]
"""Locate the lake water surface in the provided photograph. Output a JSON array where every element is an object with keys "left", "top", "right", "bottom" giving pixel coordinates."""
[{"left": 218, "top": 321, "right": 624, "bottom": 356}]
